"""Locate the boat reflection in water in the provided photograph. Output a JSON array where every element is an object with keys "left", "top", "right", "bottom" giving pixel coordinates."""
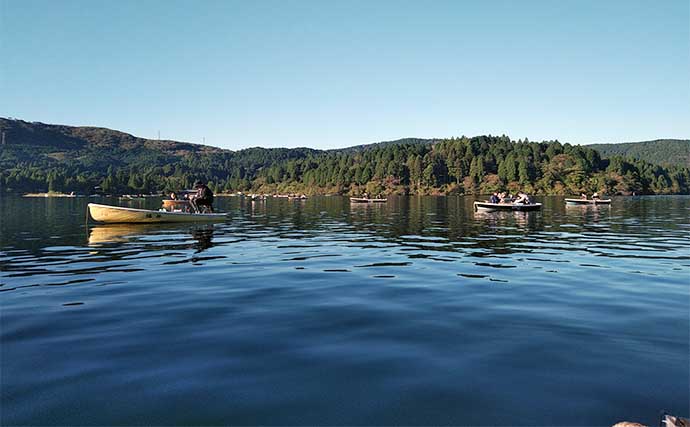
[
  {"left": 88, "top": 224, "right": 160, "bottom": 245},
  {"left": 190, "top": 226, "right": 214, "bottom": 253},
  {"left": 88, "top": 223, "right": 216, "bottom": 253},
  {"left": 472, "top": 208, "right": 540, "bottom": 230}
]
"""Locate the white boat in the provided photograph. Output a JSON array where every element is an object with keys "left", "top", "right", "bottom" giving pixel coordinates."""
[
  {"left": 473, "top": 201, "right": 542, "bottom": 212},
  {"left": 350, "top": 197, "right": 387, "bottom": 203},
  {"left": 88, "top": 203, "right": 227, "bottom": 223},
  {"left": 565, "top": 198, "right": 611, "bottom": 205}
]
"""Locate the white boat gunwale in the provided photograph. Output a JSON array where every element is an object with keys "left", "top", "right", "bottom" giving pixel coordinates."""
[
  {"left": 350, "top": 197, "right": 388, "bottom": 203},
  {"left": 473, "top": 201, "right": 542, "bottom": 211}
]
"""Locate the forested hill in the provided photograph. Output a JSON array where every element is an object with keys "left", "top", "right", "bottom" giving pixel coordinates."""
[
  {"left": 1, "top": 118, "right": 689, "bottom": 196},
  {"left": 0, "top": 118, "right": 317, "bottom": 193},
  {"left": 334, "top": 138, "right": 441, "bottom": 153},
  {"left": 587, "top": 139, "right": 690, "bottom": 168}
]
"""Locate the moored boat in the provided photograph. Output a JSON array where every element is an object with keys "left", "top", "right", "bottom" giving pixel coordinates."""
[
  {"left": 565, "top": 198, "right": 612, "bottom": 205},
  {"left": 88, "top": 203, "right": 227, "bottom": 223},
  {"left": 473, "top": 201, "right": 542, "bottom": 212},
  {"left": 119, "top": 194, "right": 146, "bottom": 200},
  {"left": 350, "top": 197, "right": 387, "bottom": 203}
]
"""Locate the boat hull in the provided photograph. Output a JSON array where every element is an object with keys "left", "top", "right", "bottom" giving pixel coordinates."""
[
  {"left": 565, "top": 198, "right": 611, "bottom": 205},
  {"left": 88, "top": 203, "right": 227, "bottom": 223},
  {"left": 473, "top": 201, "right": 542, "bottom": 212},
  {"left": 350, "top": 197, "right": 387, "bottom": 203}
]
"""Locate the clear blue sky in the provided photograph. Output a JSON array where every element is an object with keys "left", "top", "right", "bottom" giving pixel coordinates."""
[{"left": 1, "top": 0, "right": 688, "bottom": 150}]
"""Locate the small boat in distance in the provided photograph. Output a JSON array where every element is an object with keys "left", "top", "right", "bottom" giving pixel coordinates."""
[
  {"left": 88, "top": 203, "right": 227, "bottom": 223},
  {"left": 565, "top": 198, "right": 612, "bottom": 205},
  {"left": 350, "top": 197, "right": 388, "bottom": 203},
  {"left": 473, "top": 201, "right": 542, "bottom": 212},
  {"left": 119, "top": 195, "right": 145, "bottom": 201}
]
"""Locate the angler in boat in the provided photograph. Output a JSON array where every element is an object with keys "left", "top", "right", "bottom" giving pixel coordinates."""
[
  {"left": 350, "top": 192, "right": 388, "bottom": 203},
  {"left": 474, "top": 190, "right": 541, "bottom": 211},
  {"left": 162, "top": 190, "right": 196, "bottom": 212},
  {"left": 565, "top": 192, "right": 611, "bottom": 205},
  {"left": 189, "top": 180, "right": 214, "bottom": 213},
  {"left": 514, "top": 192, "right": 533, "bottom": 204}
]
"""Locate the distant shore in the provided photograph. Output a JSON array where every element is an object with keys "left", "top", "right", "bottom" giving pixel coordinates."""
[{"left": 23, "top": 192, "right": 80, "bottom": 198}]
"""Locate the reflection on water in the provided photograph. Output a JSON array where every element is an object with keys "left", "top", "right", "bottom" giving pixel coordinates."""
[
  {"left": 88, "top": 224, "right": 161, "bottom": 245},
  {"left": 88, "top": 224, "right": 215, "bottom": 253},
  {"left": 1, "top": 195, "right": 689, "bottom": 426}
]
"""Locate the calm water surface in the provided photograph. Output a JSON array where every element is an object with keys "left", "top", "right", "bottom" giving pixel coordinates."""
[{"left": 1, "top": 195, "right": 688, "bottom": 426}]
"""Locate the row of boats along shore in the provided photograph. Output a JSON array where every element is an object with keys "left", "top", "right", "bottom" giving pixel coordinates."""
[
  {"left": 473, "top": 192, "right": 611, "bottom": 212},
  {"left": 87, "top": 192, "right": 611, "bottom": 224}
]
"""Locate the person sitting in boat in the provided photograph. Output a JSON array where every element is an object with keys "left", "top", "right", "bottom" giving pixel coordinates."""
[
  {"left": 592, "top": 192, "right": 600, "bottom": 200},
  {"left": 489, "top": 192, "right": 500, "bottom": 204},
  {"left": 190, "top": 180, "right": 214, "bottom": 213},
  {"left": 514, "top": 192, "right": 532, "bottom": 204},
  {"left": 580, "top": 193, "right": 587, "bottom": 200},
  {"left": 170, "top": 192, "right": 178, "bottom": 200}
]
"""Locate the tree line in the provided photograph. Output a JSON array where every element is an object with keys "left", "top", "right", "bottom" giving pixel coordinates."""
[{"left": 2, "top": 134, "right": 689, "bottom": 196}]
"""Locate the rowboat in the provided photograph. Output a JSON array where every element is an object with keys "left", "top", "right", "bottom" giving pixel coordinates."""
[
  {"left": 565, "top": 198, "right": 611, "bottom": 205},
  {"left": 88, "top": 203, "right": 227, "bottom": 223},
  {"left": 473, "top": 201, "right": 542, "bottom": 212},
  {"left": 350, "top": 197, "right": 387, "bottom": 203}
]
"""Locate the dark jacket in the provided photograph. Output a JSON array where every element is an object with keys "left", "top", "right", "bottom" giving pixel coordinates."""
[{"left": 195, "top": 185, "right": 214, "bottom": 203}]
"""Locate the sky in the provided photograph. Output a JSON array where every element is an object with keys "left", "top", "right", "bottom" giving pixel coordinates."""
[{"left": 1, "top": 0, "right": 688, "bottom": 150}]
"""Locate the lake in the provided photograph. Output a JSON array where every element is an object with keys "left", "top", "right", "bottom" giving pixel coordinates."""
[{"left": 1, "top": 195, "right": 688, "bottom": 426}]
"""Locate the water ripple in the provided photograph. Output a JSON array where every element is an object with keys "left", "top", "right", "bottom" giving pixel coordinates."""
[{"left": 1, "top": 195, "right": 689, "bottom": 426}]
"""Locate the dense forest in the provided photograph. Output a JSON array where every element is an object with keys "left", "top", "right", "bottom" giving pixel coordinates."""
[
  {"left": 1, "top": 118, "right": 689, "bottom": 196},
  {"left": 588, "top": 139, "right": 690, "bottom": 168}
]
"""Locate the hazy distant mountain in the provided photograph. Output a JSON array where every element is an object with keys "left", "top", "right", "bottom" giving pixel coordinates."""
[
  {"left": 0, "top": 118, "right": 428, "bottom": 159},
  {"left": 588, "top": 139, "right": 690, "bottom": 168},
  {"left": 0, "top": 117, "right": 317, "bottom": 170},
  {"left": 1, "top": 118, "right": 226, "bottom": 161}
]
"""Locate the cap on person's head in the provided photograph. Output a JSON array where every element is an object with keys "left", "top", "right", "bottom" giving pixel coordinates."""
[{"left": 194, "top": 180, "right": 204, "bottom": 187}]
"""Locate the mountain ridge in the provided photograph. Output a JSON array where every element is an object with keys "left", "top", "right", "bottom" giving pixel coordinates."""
[
  {"left": 5, "top": 118, "right": 688, "bottom": 167},
  {"left": 1, "top": 118, "right": 435, "bottom": 154},
  {"left": 2, "top": 118, "right": 688, "bottom": 196}
]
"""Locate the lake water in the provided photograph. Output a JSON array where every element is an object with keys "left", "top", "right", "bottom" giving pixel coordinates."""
[{"left": 1, "top": 195, "right": 688, "bottom": 426}]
